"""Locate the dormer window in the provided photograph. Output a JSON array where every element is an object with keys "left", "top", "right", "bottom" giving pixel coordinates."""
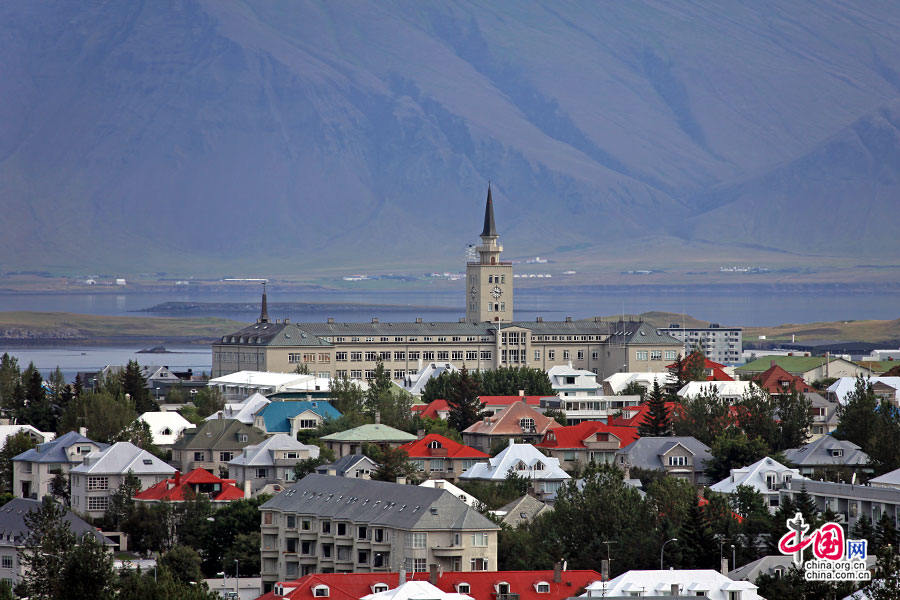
[
  {"left": 535, "top": 581, "right": 551, "bottom": 593},
  {"left": 496, "top": 582, "right": 511, "bottom": 595},
  {"left": 456, "top": 583, "right": 470, "bottom": 594},
  {"left": 313, "top": 584, "right": 330, "bottom": 597},
  {"left": 371, "top": 584, "right": 389, "bottom": 593},
  {"left": 832, "top": 449, "right": 844, "bottom": 457},
  {"left": 428, "top": 440, "right": 442, "bottom": 449},
  {"left": 532, "top": 461, "right": 545, "bottom": 471},
  {"left": 519, "top": 418, "right": 535, "bottom": 432}
]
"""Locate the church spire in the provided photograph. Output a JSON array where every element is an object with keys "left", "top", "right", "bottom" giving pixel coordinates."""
[
  {"left": 258, "top": 282, "right": 269, "bottom": 324},
  {"left": 480, "top": 184, "right": 497, "bottom": 238}
]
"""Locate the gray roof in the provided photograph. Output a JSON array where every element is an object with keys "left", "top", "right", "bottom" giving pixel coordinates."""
[
  {"left": 172, "top": 418, "right": 266, "bottom": 451},
  {"left": 315, "top": 454, "right": 378, "bottom": 477},
  {"left": 729, "top": 554, "right": 877, "bottom": 583},
  {"left": 13, "top": 431, "right": 108, "bottom": 464},
  {"left": 604, "top": 322, "right": 682, "bottom": 346},
  {"left": 616, "top": 436, "right": 712, "bottom": 471},
  {"left": 229, "top": 434, "right": 320, "bottom": 468},
  {"left": 216, "top": 322, "right": 333, "bottom": 347},
  {"left": 496, "top": 494, "right": 553, "bottom": 528},
  {"left": 70, "top": 442, "right": 177, "bottom": 476},
  {"left": 786, "top": 478, "right": 900, "bottom": 503},
  {"left": 784, "top": 437, "right": 869, "bottom": 467},
  {"left": 262, "top": 474, "right": 498, "bottom": 532},
  {"left": 0, "top": 498, "right": 113, "bottom": 546},
  {"left": 481, "top": 185, "right": 497, "bottom": 237}
]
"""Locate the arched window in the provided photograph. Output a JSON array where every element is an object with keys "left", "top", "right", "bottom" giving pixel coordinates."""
[{"left": 428, "top": 440, "right": 442, "bottom": 449}]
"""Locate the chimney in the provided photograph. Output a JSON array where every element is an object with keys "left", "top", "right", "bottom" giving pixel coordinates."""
[
  {"left": 536, "top": 316, "right": 543, "bottom": 322},
  {"left": 375, "top": 411, "right": 381, "bottom": 424},
  {"left": 429, "top": 564, "right": 439, "bottom": 585},
  {"left": 671, "top": 584, "right": 679, "bottom": 596},
  {"left": 565, "top": 316, "right": 573, "bottom": 322},
  {"left": 417, "top": 429, "right": 425, "bottom": 439},
  {"left": 553, "top": 562, "right": 562, "bottom": 583},
  {"left": 284, "top": 318, "right": 290, "bottom": 324},
  {"left": 721, "top": 557, "right": 729, "bottom": 575},
  {"left": 825, "top": 351, "right": 830, "bottom": 378},
  {"left": 243, "top": 480, "right": 251, "bottom": 498},
  {"left": 416, "top": 318, "right": 423, "bottom": 324},
  {"left": 770, "top": 360, "right": 776, "bottom": 368},
  {"left": 327, "top": 317, "right": 334, "bottom": 324},
  {"left": 327, "top": 468, "right": 336, "bottom": 476},
  {"left": 372, "top": 317, "right": 379, "bottom": 324},
  {"left": 459, "top": 317, "right": 466, "bottom": 323},
  {"left": 396, "top": 476, "right": 406, "bottom": 485},
  {"left": 79, "top": 427, "right": 87, "bottom": 437},
  {"left": 399, "top": 569, "right": 407, "bottom": 585},
  {"left": 174, "top": 471, "right": 181, "bottom": 486},
  {"left": 601, "top": 560, "right": 609, "bottom": 582}
]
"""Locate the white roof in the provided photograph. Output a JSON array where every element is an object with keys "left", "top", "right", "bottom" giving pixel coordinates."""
[
  {"left": 136, "top": 411, "right": 194, "bottom": 446},
  {"left": 870, "top": 466, "right": 900, "bottom": 488},
  {"left": 460, "top": 442, "right": 570, "bottom": 482},
  {"left": 547, "top": 364, "right": 601, "bottom": 391},
  {"left": 361, "top": 580, "right": 473, "bottom": 600},
  {"left": 604, "top": 372, "right": 672, "bottom": 394},
  {"left": 584, "top": 569, "right": 761, "bottom": 599},
  {"left": 0, "top": 425, "right": 55, "bottom": 448},
  {"left": 70, "top": 442, "right": 177, "bottom": 476},
  {"left": 419, "top": 479, "right": 482, "bottom": 508},
  {"left": 282, "top": 377, "right": 337, "bottom": 392},
  {"left": 206, "top": 392, "right": 270, "bottom": 424},
  {"left": 827, "top": 377, "right": 900, "bottom": 404},
  {"left": 710, "top": 456, "right": 805, "bottom": 495},
  {"left": 678, "top": 380, "right": 754, "bottom": 399},
  {"left": 405, "top": 362, "right": 459, "bottom": 395},
  {"left": 228, "top": 434, "right": 320, "bottom": 467},
  {"left": 208, "top": 371, "right": 310, "bottom": 388}
]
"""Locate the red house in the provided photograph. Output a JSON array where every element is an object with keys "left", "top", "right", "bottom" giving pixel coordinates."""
[
  {"left": 133, "top": 468, "right": 245, "bottom": 505},
  {"left": 399, "top": 434, "right": 489, "bottom": 482},
  {"left": 537, "top": 421, "right": 640, "bottom": 469},
  {"left": 753, "top": 364, "right": 811, "bottom": 394}
]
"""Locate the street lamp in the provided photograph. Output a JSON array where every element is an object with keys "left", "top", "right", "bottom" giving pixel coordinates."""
[
  {"left": 234, "top": 559, "right": 239, "bottom": 597},
  {"left": 660, "top": 538, "right": 677, "bottom": 570},
  {"left": 731, "top": 544, "right": 736, "bottom": 571},
  {"left": 218, "top": 571, "right": 227, "bottom": 595}
]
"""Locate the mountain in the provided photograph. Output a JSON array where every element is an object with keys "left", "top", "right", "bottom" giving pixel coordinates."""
[{"left": 2, "top": 0, "right": 899, "bottom": 275}]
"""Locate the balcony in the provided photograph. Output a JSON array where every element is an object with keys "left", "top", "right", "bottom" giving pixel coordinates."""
[
  {"left": 428, "top": 448, "right": 449, "bottom": 457},
  {"left": 432, "top": 545, "right": 464, "bottom": 557}
]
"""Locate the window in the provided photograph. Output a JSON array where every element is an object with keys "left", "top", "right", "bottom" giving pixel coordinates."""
[
  {"left": 471, "top": 532, "right": 489, "bottom": 547},
  {"left": 577, "top": 350, "right": 584, "bottom": 360},
  {"left": 457, "top": 584, "right": 470, "bottom": 594},
  {"left": 379, "top": 351, "right": 391, "bottom": 361},
  {"left": 263, "top": 512, "right": 272, "bottom": 525},
  {"left": 357, "top": 550, "right": 369, "bottom": 565},
  {"left": 220, "top": 451, "right": 233, "bottom": 462},
  {"left": 302, "top": 540, "right": 315, "bottom": 555},
  {"left": 298, "top": 419, "right": 318, "bottom": 429},
  {"left": 592, "top": 350, "right": 600, "bottom": 360},
  {"left": 406, "top": 532, "right": 427, "bottom": 548},
  {"left": 256, "top": 468, "right": 268, "bottom": 478},
  {"left": 337, "top": 523, "right": 348, "bottom": 536},
  {"left": 471, "top": 558, "right": 489, "bottom": 571},
  {"left": 350, "top": 352, "right": 362, "bottom": 362},
  {"left": 430, "top": 459, "right": 445, "bottom": 472},
  {"left": 665, "top": 350, "right": 677, "bottom": 360},
  {"left": 87, "top": 496, "right": 109, "bottom": 511},
  {"left": 406, "top": 557, "right": 427, "bottom": 573},
  {"left": 667, "top": 456, "right": 688, "bottom": 466},
  {"left": 408, "top": 351, "right": 420, "bottom": 360},
  {"left": 336, "top": 352, "right": 348, "bottom": 361},
  {"left": 395, "top": 351, "right": 406, "bottom": 361},
  {"left": 301, "top": 519, "right": 312, "bottom": 531},
  {"left": 519, "top": 418, "right": 535, "bottom": 432},
  {"left": 313, "top": 585, "right": 330, "bottom": 597},
  {"left": 286, "top": 538, "right": 298, "bottom": 553},
  {"left": 358, "top": 526, "right": 369, "bottom": 540},
  {"left": 423, "top": 351, "right": 435, "bottom": 361},
  {"left": 1, "top": 556, "right": 12, "bottom": 569},
  {"left": 286, "top": 515, "right": 296, "bottom": 529},
  {"left": 437, "top": 351, "right": 449, "bottom": 361},
  {"left": 437, "top": 336, "right": 447, "bottom": 342},
  {"left": 87, "top": 476, "right": 109, "bottom": 491},
  {"left": 467, "top": 351, "right": 478, "bottom": 361},
  {"left": 535, "top": 582, "right": 551, "bottom": 593},
  {"left": 395, "top": 370, "right": 406, "bottom": 379},
  {"left": 534, "top": 350, "right": 541, "bottom": 360},
  {"left": 365, "top": 352, "right": 377, "bottom": 361},
  {"left": 365, "top": 370, "right": 376, "bottom": 379},
  {"left": 548, "top": 350, "right": 556, "bottom": 360},
  {"left": 636, "top": 351, "right": 648, "bottom": 360},
  {"left": 321, "top": 543, "right": 332, "bottom": 558},
  {"left": 452, "top": 351, "right": 463, "bottom": 361},
  {"left": 380, "top": 337, "right": 389, "bottom": 342},
  {"left": 288, "top": 353, "right": 303, "bottom": 364},
  {"left": 480, "top": 350, "right": 492, "bottom": 360},
  {"left": 650, "top": 350, "right": 662, "bottom": 361},
  {"left": 321, "top": 521, "right": 331, "bottom": 534},
  {"left": 374, "top": 528, "right": 385, "bottom": 543},
  {"left": 411, "top": 460, "right": 425, "bottom": 471}
]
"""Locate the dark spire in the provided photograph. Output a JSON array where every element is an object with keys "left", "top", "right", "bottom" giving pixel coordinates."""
[
  {"left": 259, "top": 281, "right": 269, "bottom": 324},
  {"left": 480, "top": 183, "right": 497, "bottom": 237}
]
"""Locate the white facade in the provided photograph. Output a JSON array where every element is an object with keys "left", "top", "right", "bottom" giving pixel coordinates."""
[
  {"left": 710, "top": 457, "right": 805, "bottom": 512},
  {"left": 547, "top": 364, "right": 602, "bottom": 396},
  {"left": 136, "top": 411, "right": 194, "bottom": 447},
  {"left": 658, "top": 324, "right": 743, "bottom": 365},
  {"left": 603, "top": 372, "right": 672, "bottom": 395},
  {"left": 460, "top": 442, "right": 569, "bottom": 496},
  {"left": 583, "top": 569, "right": 762, "bottom": 599}
]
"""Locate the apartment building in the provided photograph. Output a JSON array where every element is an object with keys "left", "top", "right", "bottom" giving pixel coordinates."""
[
  {"left": 658, "top": 323, "right": 743, "bottom": 365},
  {"left": 12, "top": 431, "right": 107, "bottom": 500},
  {"left": 212, "top": 189, "right": 681, "bottom": 380},
  {"left": 258, "top": 474, "right": 499, "bottom": 593}
]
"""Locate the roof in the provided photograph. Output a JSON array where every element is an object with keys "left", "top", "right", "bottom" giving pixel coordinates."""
[
  {"left": 460, "top": 443, "right": 570, "bottom": 482},
  {"left": 405, "top": 363, "right": 459, "bottom": 396},
  {"left": 256, "top": 400, "right": 341, "bottom": 433},
  {"left": 462, "top": 402, "right": 559, "bottom": 436},
  {"left": 411, "top": 399, "right": 450, "bottom": 419},
  {"left": 607, "top": 402, "right": 679, "bottom": 428},
  {"left": 827, "top": 377, "right": 900, "bottom": 404},
  {"left": 320, "top": 424, "right": 417, "bottom": 443},
  {"left": 400, "top": 434, "right": 489, "bottom": 459},
  {"left": 710, "top": 457, "right": 804, "bottom": 495},
  {"left": 736, "top": 355, "right": 861, "bottom": 374},
  {"left": 136, "top": 411, "right": 194, "bottom": 446},
  {"left": 730, "top": 555, "right": 876, "bottom": 584},
  {"left": 481, "top": 184, "right": 497, "bottom": 237},
  {"left": 537, "top": 421, "right": 639, "bottom": 450},
  {"left": 604, "top": 323, "right": 682, "bottom": 346},
  {"left": 0, "top": 498, "right": 113, "bottom": 546},
  {"left": 617, "top": 437, "right": 712, "bottom": 471},
  {"left": 479, "top": 396, "right": 542, "bottom": 407},
  {"left": 418, "top": 480, "right": 483, "bottom": 508},
  {"left": 261, "top": 474, "right": 499, "bottom": 532},
  {"left": 133, "top": 468, "right": 245, "bottom": 502},
  {"left": 315, "top": 454, "right": 379, "bottom": 477},
  {"left": 208, "top": 371, "right": 315, "bottom": 387},
  {"left": 70, "top": 442, "right": 177, "bottom": 476},
  {"left": 229, "top": 434, "right": 320, "bottom": 467},
  {"left": 870, "top": 466, "right": 900, "bottom": 488},
  {"left": 0, "top": 425, "right": 54, "bottom": 448},
  {"left": 172, "top": 419, "right": 266, "bottom": 451},
  {"left": 257, "top": 570, "right": 601, "bottom": 600},
  {"left": 362, "top": 580, "right": 472, "bottom": 600},
  {"left": 494, "top": 494, "right": 553, "bottom": 527},
  {"left": 589, "top": 569, "right": 760, "bottom": 599},
  {"left": 603, "top": 372, "right": 673, "bottom": 394},
  {"left": 215, "top": 322, "right": 334, "bottom": 347},
  {"left": 13, "top": 430, "right": 108, "bottom": 464},
  {"left": 784, "top": 437, "right": 869, "bottom": 467},
  {"left": 752, "top": 364, "right": 811, "bottom": 393},
  {"left": 206, "top": 392, "right": 271, "bottom": 424},
  {"left": 677, "top": 381, "right": 755, "bottom": 398}
]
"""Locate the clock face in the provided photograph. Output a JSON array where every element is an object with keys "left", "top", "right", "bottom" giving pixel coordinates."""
[
  {"left": 470, "top": 286, "right": 477, "bottom": 298},
  {"left": 491, "top": 285, "right": 503, "bottom": 299}
]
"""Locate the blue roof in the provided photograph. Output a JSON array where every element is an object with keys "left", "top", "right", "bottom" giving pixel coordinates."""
[
  {"left": 257, "top": 401, "right": 341, "bottom": 433},
  {"left": 12, "top": 430, "right": 108, "bottom": 464}
]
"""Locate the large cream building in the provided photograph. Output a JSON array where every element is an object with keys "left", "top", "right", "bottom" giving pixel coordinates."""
[{"left": 212, "top": 188, "right": 681, "bottom": 381}]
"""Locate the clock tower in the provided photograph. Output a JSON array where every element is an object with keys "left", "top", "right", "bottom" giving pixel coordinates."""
[{"left": 466, "top": 185, "right": 514, "bottom": 323}]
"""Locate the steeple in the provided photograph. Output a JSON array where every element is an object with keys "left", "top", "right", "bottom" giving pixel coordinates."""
[
  {"left": 480, "top": 184, "right": 497, "bottom": 238},
  {"left": 258, "top": 282, "right": 269, "bottom": 324}
]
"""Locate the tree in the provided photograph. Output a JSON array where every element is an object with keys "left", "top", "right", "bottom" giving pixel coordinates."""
[
  {"left": 458, "top": 471, "right": 529, "bottom": 512},
  {"left": 121, "top": 502, "right": 176, "bottom": 554},
  {"left": 292, "top": 452, "right": 334, "bottom": 482},
  {"left": 362, "top": 362, "right": 415, "bottom": 431},
  {"left": 774, "top": 386, "right": 812, "bottom": 451},
  {"left": 705, "top": 429, "right": 769, "bottom": 483},
  {"left": 734, "top": 385, "right": 778, "bottom": 445},
  {"left": 867, "top": 401, "right": 900, "bottom": 476},
  {"left": 161, "top": 545, "right": 204, "bottom": 584},
  {"left": 0, "top": 353, "right": 20, "bottom": 413},
  {"left": 679, "top": 498, "right": 718, "bottom": 569},
  {"left": 645, "top": 476, "right": 696, "bottom": 527},
  {"left": 0, "top": 430, "right": 37, "bottom": 493},
  {"left": 328, "top": 375, "right": 365, "bottom": 415},
  {"left": 418, "top": 417, "right": 463, "bottom": 442},
  {"left": 164, "top": 383, "right": 185, "bottom": 404},
  {"left": 638, "top": 380, "right": 672, "bottom": 437},
  {"left": 191, "top": 387, "right": 224, "bottom": 419},
  {"left": 619, "top": 381, "right": 646, "bottom": 401},
  {"left": 834, "top": 376, "right": 879, "bottom": 449},
  {"left": 103, "top": 470, "right": 141, "bottom": 530},
  {"left": 446, "top": 366, "right": 485, "bottom": 432},
  {"left": 293, "top": 363, "right": 310, "bottom": 375},
  {"left": 867, "top": 544, "right": 900, "bottom": 600},
  {"left": 116, "top": 419, "right": 160, "bottom": 456},
  {"left": 543, "top": 408, "right": 568, "bottom": 426},
  {"left": 477, "top": 366, "right": 554, "bottom": 396},
  {"left": 21, "top": 362, "right": 58, "bottom": 432},
  {"left": 223, "top": 531, "right": 261, "bottom": 576},
  {"left": 673, "top": 385, "right": 730, "bottom": 445},
  {"left": 421, "top": 372, "right": 455, "bottom": 404},
  {"left": 116, "top": 567, "right": 221, "bottom": 600},
  {"left": 60, "top": 530, "right": 116, "bottom": 600},
  {"left": 200, "top": 495, "right": 271, "bottom": 577},
  {"left": 58, "top": 391, "right": 135, "bottom": 442},
  {"left": 367, "top": 445, "right": 419, "bottom": 483},
  {"left": 49, "top": 471, "right": 70, "bottom": 505},
  {"left": 72, "top": 373, "right": 84, "bottom": 399},
  {"left": 121, "top": 360, "right": 157, "bottom": 413}
]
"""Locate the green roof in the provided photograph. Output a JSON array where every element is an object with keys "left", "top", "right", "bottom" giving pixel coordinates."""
[
  {"left": 320, "top": 424, "right": 417, "bottom": 443},
  {"left": 736, "top": 356, "right": 833, "bottom": 373},
  {"left": 857, "top": 360, "right": 899, "bottom": 374},
  {"left": 172, "top": 418, "right": 266, "bottom": 450}
]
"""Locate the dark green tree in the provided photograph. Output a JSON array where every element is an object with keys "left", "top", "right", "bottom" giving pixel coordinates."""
[
  {"left": 121, "top": 360, "right": 157, "bottom": 413},
  {"left": 619, "top": 381, "right": 646, "bottom": 400},
  {"left": 673, "top": 385, "right": 730, "bottom": 445},
  {"left": 0, "top": 430, "right": 37, "bottom": 493},
  {"left": 367, "top": 445, "right": 420, "bottom": 483},
  {"left": 542, "top": 408, "right": 568, "bottom": 426},
  {"left": 867, "top": 544, "right": 900, "bottom": 600},
  {"left": 638, "top": 380, "right": 672, "bottom": 437},
  {"left": 735, "top": 386, "right": 778, "bottom": 445},
  {"left": 328, "top": 375, "right": 365, "bottom": 415},
  {"left": 49, "top": 471, "right": 70, "bottom": 505},
  {"left": 102, "top": 470, "right": 141, "bottom": 530},
  {"left": 646, "top": 476, "right": 696, "bottom": 528},
  {"left": 0, "top": 353, "right": 20, "bottom": 412},
  {"left": 58, "top": 391, "right": 135, "bottom": 442},
  {"left": 868, "top": 401, "right": 900, "bottom": 476},
  {"left": 421, "top": 372, "right": 454, "bottom": 404},
  {"left": 72, "top": 373, "right": 84, "bottom": 399},
  {"left": 834, "top": 376, "right": 879, "bottom": 448},
  {"left": 192, "top": 387, "right": 225, "bottom": 419},
  {"left": 680, "top": 498, "right": 718, "bottom": 568},
  {"left": 291, "top": 449, "right": 335, "bottom": 482},
  {"left": 161, "top": 545, "right": 204, "bottom": 584},
  {"left": 476, "top": 366, "right": 554, "bottom": 396},
  {"left": 853, "top": 515, "right": 877, "bottom": 550},
  {"left": 446, "top": 366, "right": 485, "bottom": 432},
  {"left": 774, "top": 386, "right": 813, "bottom": 451},
  {"left": 115, "top": 419, "right": 160, "bottom": 456},
  {"left": 223, "top": 531, "right": 261, "bottom": 576},
  {"left": 876, "top": 513, "right": 899, "bottom": 552},
  {"left": 705, "top": 430, "right": 769, "bottom": 482}
]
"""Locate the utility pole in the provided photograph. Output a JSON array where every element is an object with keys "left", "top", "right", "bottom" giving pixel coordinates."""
[{"left": 601, "top": 540, "right": 617, "bottom": 596}]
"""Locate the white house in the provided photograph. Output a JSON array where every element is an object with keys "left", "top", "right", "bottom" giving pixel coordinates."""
[
  {"left": 710, "top": 456, "right": 805, "bottom": 512},
  {"left": 205, "top": 392, "right": 270, "bottom": 425},
  {"left": 603, "top": 372, "right": 672, "bottom": 395},
  {"left": 419, "top": 479, "right": 483, "bottom": 509},
  {"left": 460, "top": 442, "right": 570, "bottom": 498},
  {"left": 136, "top": 411, "right": 194, "bottom": 447},
  {"left": 547, "top": 364, "right": 602, "bottom": 396},
  {"left": 677, "top": 381, "right": 755, "bottom": 403},
  {"left": 827, "top": 377, "right": 900, "bottom": 405},
  {"left": 69, "top": 442, "right": 176, "bottom": 518},
  {"left": 0, "top": 425, "right": 54, "bottom": 448},
  {"left": 582, "top": 569, "right": 763, "bottom": 598},
  {"left": 227, "top": 434, "right": 320, "bottom": 496}
]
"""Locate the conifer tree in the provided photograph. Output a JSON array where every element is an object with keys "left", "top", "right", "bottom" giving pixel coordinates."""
[
  {"left": 638, "top": 380, "right": 672, "bottom": 437},
  {"left": 853, "top": 515, "right": 877, "bottom": 550},
  {"left": 122, "top": 360, "right": 157, "bottom": 413},
  {"left": 446, "top": 366, "right": 485, "bottom": 432}
]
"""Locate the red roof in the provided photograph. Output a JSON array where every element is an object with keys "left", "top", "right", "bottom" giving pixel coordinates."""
[
  {"left": 753, "top": 364, "right": 810, "bottom": 394},
  {"left": 255, "top": 570, "right": 602, "bottom": 600},
  {"left": 133, "top": 468, "right": 244, "bottom": 502},
  {"left": 607, "top": 402, "right": 681, "bottom": 428},
  {"left": 399, "top": 434, "right": 489, "bottom": 459},
  {"left": 666, "top": 355, "right": 733, "bottom": 381},
  {"left": 537, "top": 421, "right": 639, "bottom": 450},
  {"left": 411, "top": 399, "right": 451, "bottom": 419},
  {"left": 479, "top": 396, "right": 542, "bottom": 406}
]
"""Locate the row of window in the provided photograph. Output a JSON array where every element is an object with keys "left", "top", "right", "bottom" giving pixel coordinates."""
[
  {"left": 328, "top": 335, "right": 489, "bottom": 343},
  {"left": 288, "top": 353, "right": 331, "bottom": 364},
  {"left": 410, "top": 459, "right": 482, "bottom": 473},
  {"left": 335, "top": 350, "right": 488, "bottom": 362},
  {"left": 635, "top": 350, "right": 677, "bottom": 361}
]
